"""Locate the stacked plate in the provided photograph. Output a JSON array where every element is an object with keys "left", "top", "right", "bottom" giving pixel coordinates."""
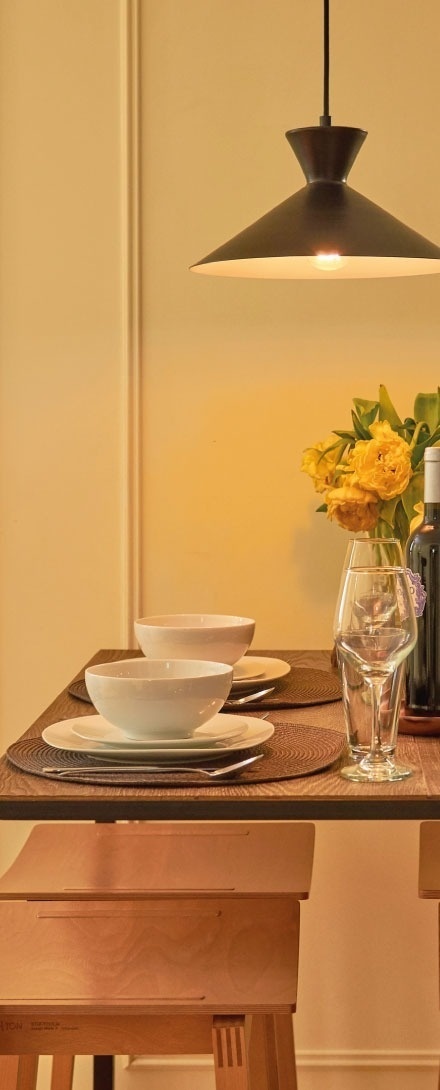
[
  {"left": 231, "top": 655, "right": 291, "bottom": 690},
  {"left": 42, "top": 713, "right": 274, "bottom": 763}
]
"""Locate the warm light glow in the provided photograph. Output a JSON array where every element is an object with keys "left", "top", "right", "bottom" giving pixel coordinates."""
[
  {"left": 191, "top": 256, "right": 440, "bottom": 279},
  {"left": 311, "top": 252, "right": 347, "bottom": 271}
]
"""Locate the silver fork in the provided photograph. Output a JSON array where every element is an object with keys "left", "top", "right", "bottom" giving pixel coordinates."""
[
  {"left": 42, "top": 753, "right": 264, "bottom": 778},
  {"left": 225, "top": 686, "right": 275, "bottom": 705}
]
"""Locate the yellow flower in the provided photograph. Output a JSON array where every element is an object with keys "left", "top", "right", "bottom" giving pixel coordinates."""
[
  {"left": 410, "top": 501, "right": 424, "bottom": 534},
  {"left": 301, "top": 436, "right": 341, "bottom": 494},
  {"left": 349, "top": 420, "right": 412, "bottom": 500},
  {"left": 326, "top": 480, "right": 380, "bottom": 532}
]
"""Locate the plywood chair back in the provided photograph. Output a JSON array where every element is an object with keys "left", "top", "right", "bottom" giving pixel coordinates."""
[
  {"left": 419, "top": 821, "right": 440, "bottom": 1090},
  {"left": 0, "top": 896, "right": 302, "bottom": 1090}
]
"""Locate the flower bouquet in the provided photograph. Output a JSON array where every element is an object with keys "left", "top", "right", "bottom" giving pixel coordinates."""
[{"left": 301, "top": 385, "right": 440, "bottom": 548}]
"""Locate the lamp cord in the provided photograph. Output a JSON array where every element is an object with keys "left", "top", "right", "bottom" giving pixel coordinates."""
[{"left": 320, "top": 0, "right": 331, "bottom": 126}]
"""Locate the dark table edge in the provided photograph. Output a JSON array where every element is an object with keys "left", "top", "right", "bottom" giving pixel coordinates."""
[{"left": 0, "top": 797, "right": 437, "bottom": 821}]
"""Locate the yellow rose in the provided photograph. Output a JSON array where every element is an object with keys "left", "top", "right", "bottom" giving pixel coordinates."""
[
  {"left": 349, "top": 420, "right": 412, "bottom": 500},
  {"left": 301, "top": 435, "right": 341, "bottom": 494},
  {"left": 326, "top": 481, "right": 380, "bottom": 532}
]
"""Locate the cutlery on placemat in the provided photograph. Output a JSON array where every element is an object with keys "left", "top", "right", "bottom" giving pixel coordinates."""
[
  {"left": 225, "top": 686, "right": 275, "bottom": 705},
  {"left": 42, "top": 753, "right": 264, "bottom": 778}
]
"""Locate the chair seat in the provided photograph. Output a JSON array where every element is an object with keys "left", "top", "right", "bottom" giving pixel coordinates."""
[{"left": 0, "top": 821, "right": 315, "bottom": 900}]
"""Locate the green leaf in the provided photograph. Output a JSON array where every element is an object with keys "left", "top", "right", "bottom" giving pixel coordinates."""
[
  {"left": 378, "top": 497, "right": 399, "bottom": 529},
  {"left": 401, "top": 474, "right": 424, "bottom": 521},
  {"left": 374, "top": 517, "right": 402, "bottom": 543},
  {"left": 413, "top": 391, "right": 440, "bottom": 433},
  {"left": 361, "top": 406, "right": 380, "bottom": 429},
  {"left": 316, "top": 503, "right": 327, "bottom": 513},
  {"left": 393, "top": 501, "right": 410, "bottom": 548},
  {"left": 411, "top": 426, "right": 440, "bottom": 468},
  {"left": 352, "top": 398, "right": 379, "bottom": 429},
  {"left": 333, "top": 430, "right": 356, "bottom": 443},
  {"left": 400, "top": 417, "right": 418, "bottom": 443},
  {"left": 318, "top": 439, "right": 344, "bottom": 455},
  {"left": 376, "top": 503, "right": 408, "bottom": 548},
  {"left": 353, "top": 398, "right": 378, "bottom": 415},
  {"left": 351, "top": 410, "right": 371, "bottom": 440},
  {"left": 378, "top": 385, "right": 402, "bottom": 427}
]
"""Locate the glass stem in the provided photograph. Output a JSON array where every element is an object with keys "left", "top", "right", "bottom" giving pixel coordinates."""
[{"left": 366, "top": 677, "right": 383, "bottom": 759}]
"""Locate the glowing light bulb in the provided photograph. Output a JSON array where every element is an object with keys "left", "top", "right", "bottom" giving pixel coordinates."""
[{"left": 311, "top": 252, "right": 347, "bottom": 272}]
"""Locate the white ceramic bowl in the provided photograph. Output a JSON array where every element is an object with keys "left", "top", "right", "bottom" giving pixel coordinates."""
[
  {"left": 134, "top": 614, "right": 255, "bottom": 666},
  {"left": 84, "top": 657, "right": 233, "bottom": 740}
]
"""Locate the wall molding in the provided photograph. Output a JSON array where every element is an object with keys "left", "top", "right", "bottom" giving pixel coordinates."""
[
  {"left": 127, "top": 1047, "right": 440, "bottom": 1071},
  {"left": 120, "top": 0, "right": 142, "bottom": 647},
  {"left": 124, "top": 1049, "right": 440, "bottom": 1090},
  {"left": 298, "top": 1048, "right": 439, "bottom": 1068}
]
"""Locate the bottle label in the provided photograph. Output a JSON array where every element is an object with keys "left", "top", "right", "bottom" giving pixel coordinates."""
[{"left": 405, "top": 568, "right": 427, "bottom": 616}]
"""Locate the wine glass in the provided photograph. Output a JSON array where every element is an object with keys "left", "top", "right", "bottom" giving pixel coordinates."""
[{"left": 334, "top": 538, "right": 417, "bottom": 782}]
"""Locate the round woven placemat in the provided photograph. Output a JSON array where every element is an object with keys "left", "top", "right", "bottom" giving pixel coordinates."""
[
  {"left": 68, "top": 668, "right": 342, "bottom": 710},
  {"left": 6, "top": 724, "right": 345, "bottom": 787},
  {"left": 254, "top": 667, "right": 341, "bottom": 708},
  {"left": 68, "top": 679, "right": 92, "bottom": 702}
]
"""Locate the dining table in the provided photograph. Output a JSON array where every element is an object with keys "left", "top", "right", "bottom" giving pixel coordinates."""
[{"left": 1, "top": 648, "right": 440, "bottom": 823}]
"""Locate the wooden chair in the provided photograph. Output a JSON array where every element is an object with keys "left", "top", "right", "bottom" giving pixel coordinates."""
[
  {"left": 419, "top": 821, "right": 440, "bottom": 1090},
  {"left": 0, "top": 821, "right": 315, "bottom": 1090}
]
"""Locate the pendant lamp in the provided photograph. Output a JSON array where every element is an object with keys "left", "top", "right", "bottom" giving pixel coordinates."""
[{"left": 190, "top": 0, "right": 440, "bottom": 280}]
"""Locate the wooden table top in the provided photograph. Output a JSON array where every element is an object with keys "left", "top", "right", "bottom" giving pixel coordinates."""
[{"left": 1, "top": 649, "right": 440, "bottom": 821}]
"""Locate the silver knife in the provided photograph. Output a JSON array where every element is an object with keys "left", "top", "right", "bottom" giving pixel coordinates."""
[{"left": 42, "top": 753, "right": 264, "bottom": 777}]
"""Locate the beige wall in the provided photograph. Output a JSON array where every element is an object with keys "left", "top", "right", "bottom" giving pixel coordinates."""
[
  {"left": 1, "top": 1, "right": 440, "bottom": 1086},
  {"left": 140, "top": 0, "right": 440, "bottom": 651},
  {"left": 0, "top": 0, "right": 126, "bottom": 750}
]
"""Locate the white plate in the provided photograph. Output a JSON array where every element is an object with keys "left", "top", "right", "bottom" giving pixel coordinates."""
[
  {"left": 71, "top": 714, "right": 248, "bottom": 749},
  {"left": 42, "top": 715, "right": 274, "bottom": 761},
  {"left": 232, "top": 659, "right": 265, "bottom": 683},
  {"left": 231, "top": 656, "right": 291, "bottom": 690}
]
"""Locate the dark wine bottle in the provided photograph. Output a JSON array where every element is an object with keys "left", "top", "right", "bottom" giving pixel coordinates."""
[{"left": 406, "top": 446, "right": 440, "bottom": 716}]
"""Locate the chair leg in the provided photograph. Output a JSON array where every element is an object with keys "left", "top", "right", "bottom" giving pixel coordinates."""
[
  {"left": 0, "top": 1058, "right": 20, "bottom": 1090},
  {"left": 16, "top": 1058, "right": 38, "bottom": 1090},
  {"left": 262, "top": 1013, "right": 297, "bottom": 1090},
  {"left": 212, "top": 1016, "right": 251, "bottom": 1090},
  {"left": 247, "top": 1016, "right": 271, "bottom": 1090},
  {"left": 0, "top": 1057, "right": 38, "bottom": 1090},
  {"left": 50, "top": 1056, "right": 75, "bottom": 1090},
  {"left": 93, "top": 1056, "right": 114, "bottom": 1090},
  {"left": 248, "top": 1013, "right": 297, "bottom": 1090}
]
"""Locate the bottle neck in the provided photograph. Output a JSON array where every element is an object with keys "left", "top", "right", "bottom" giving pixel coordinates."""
[
  {"left": 424, "top": 458, "right": 440, "bottom": 505},
  {"left": 424, "top": 503, "right": 440, "bottom": 523}
]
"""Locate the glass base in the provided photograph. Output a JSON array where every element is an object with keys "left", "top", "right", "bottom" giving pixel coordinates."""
[{"left": 340, "top": 756, "right": 413, "bottom": 782}]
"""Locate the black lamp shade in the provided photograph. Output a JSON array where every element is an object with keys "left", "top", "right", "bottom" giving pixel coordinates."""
[{"left": 191, "top": 127, "right": 440, "bottom": 279}]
